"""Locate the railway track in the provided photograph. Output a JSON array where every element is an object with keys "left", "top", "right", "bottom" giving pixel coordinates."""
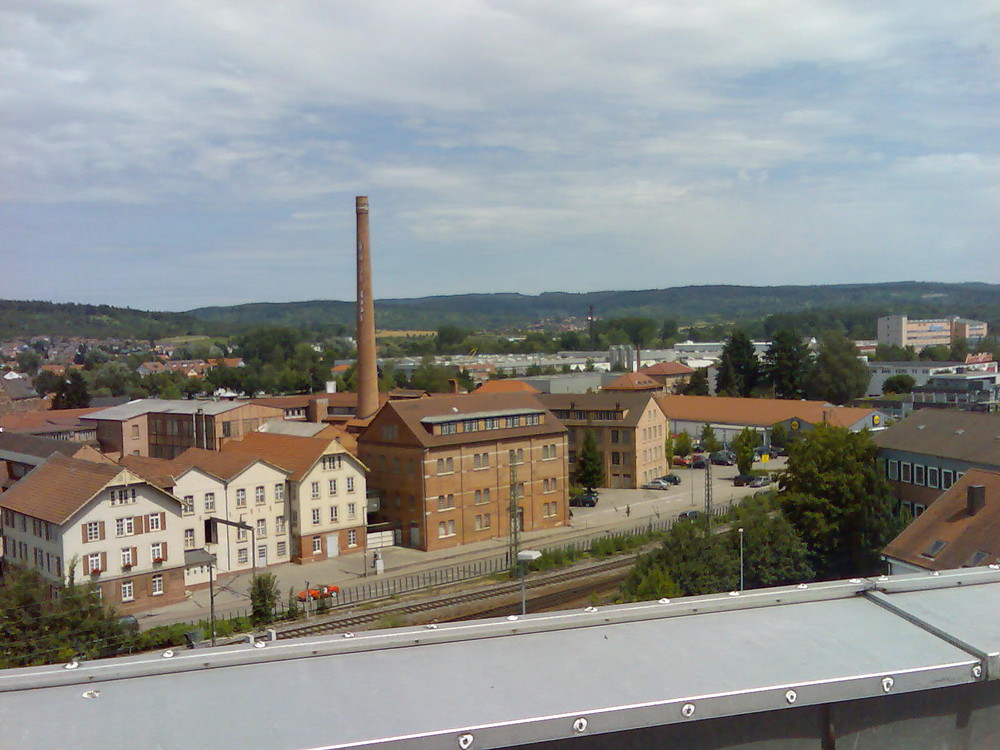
[{"left": 275, "top": 555, "right": 636, "bottom": 640}]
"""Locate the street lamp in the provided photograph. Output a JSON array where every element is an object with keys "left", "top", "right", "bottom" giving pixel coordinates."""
[
  {"left": 738, "top": 527, "right": 745, "bottom": 592},
  {"left": 516, "top": 550, "right": 542, "bottom": 615}
]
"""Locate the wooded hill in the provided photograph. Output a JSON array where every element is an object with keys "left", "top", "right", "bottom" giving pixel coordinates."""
[{"left": 4, "top": 282, "right": 999, "bottom": 340}]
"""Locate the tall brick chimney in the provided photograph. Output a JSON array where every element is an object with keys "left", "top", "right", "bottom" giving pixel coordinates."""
[{"left": 355, "top": 196, "right": 379, "bottom": 420}]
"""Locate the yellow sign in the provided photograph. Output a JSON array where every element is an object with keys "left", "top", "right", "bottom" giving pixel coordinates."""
[
  {"left": 790, "top": 420, "right": 800, "bottom": 430},
  {"left": 761, "top": 454, "right": 770, "bottom": 463},
  {"left": 873, "top": 415, "right": 881, "bottom": 425}
]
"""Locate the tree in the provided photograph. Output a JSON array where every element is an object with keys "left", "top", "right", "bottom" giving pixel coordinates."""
[
  {"left": 777, "top": 424, "right": 903, "bottom": 578},
  {"left": 674, "top": 432, "right": 693, "bottom": 458},
  {"left": 33, "top": 369, "right": 64, "bottom": 395},
  {"left": 762, "top": 329, "right": 811, "bottom": 399},
  {"left": 874, "top": 344, "right": 916, "bottom": 362},
  {"left": 249, "top": 573, "right": 280, "bottom": 627},
  {"left": 804, "top": 330, "right": 869, "bottom": 405},
  {"left": 700, "top": 423, "right": 721, "bottom": 453},
  {"left": 573, "top": 429, "right": 604, "bottom": 491},
  {"left": 619, "top": 555, "right": 683, "bottom": 602},
  {"left": 769, "top": 422, "right": 788, "bottom": 449},
  {"left": 727, "top": 496, "right": 814, "bottom": 589},
  {"left": 683, "top": 368, "right": 710, "bottom": 395},
  {"left": 882, "top": 374, "right": 915, "bottom": 395},
  {"left": 0, "top": 567, "right": 128, "bottom": 668},
  {"left": 51, "top": 371, "right": 91, "bottom": 409},
  {"left": 949, "top": 337, "right": 969, "bottom": 361},
  {"left": 919, "top": 344, "right": 952, "bottom": 362},
  {"left": 732, "top": 427, "right": 761, "bottom": 474},
  {"left": 612, "top": 317, "right": 659, "bottom": 365},
  {"left": 663, "top": 434, "right": 674, "bottom": 468},
  {"left": 715, "top": 329, "right": 759, "bottom": 397},
  {"left": 16, "top": 349, "right": 41, "bottom": 375}
]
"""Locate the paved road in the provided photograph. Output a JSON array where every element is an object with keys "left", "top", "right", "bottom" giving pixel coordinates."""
[{"left": 136, "top": 458, "right": 785, "bottom": 630}]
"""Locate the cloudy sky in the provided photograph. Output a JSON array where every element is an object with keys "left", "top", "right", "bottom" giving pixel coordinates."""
[{"left": 3, "top": 1, "right": 998, "bottom": 312}]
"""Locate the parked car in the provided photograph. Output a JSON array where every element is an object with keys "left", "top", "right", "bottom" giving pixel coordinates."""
[
  {"left": 691, "top": 454, "right": 707, "bottom": 469},
  {"left": 677, "top": 510, "right": 701, "bottom": 520},
  {"left": 748, "top": 475, "right": 773, "bottom": 488},
  {"left": 659, "top": 473, "right": 682, "bottom": 485},
  {"left": 672, "top": 456, "right": 691, "bottom": 468},
  {"left": 733, "top": 473, "right": 756, "bottom": 486},
  {"left": 642, "top": 477, "right": 679, "bottom": 490},
  {"left": 570, "top": 490, "right": 599, "bottom": 507},
  {"left": 296, "top": 584, "right": 340, "bottom": 602},
  {"left": 710, "top": 451, "right": 736, "bottom": 466}
]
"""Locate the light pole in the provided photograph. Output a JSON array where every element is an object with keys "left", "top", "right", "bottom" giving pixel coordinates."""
[
  {"left": 738, "top": 527, "right": 745, "bottom": 592},
  {"left": 516, "top": 550, "right": 541, "bottom": 615}
]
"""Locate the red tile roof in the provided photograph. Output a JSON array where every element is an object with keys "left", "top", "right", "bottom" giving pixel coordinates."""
[
  {"left": 603, "top": 372, "right": 661, "bottom": 391},
  {"left": 221, "top": 432, "right": 340, "bottom": 481},
  {"left": 640, "top": 362, "right": 695, "bottom": 377},
  {"left": 654, "top": 395, "right": 879, "bottom": 429},
  {"left": 475, "top": 379, "right": 541, "bottom": 394},
  {"left": 0, "top": 454, "right": 123, "bottom": 524}
]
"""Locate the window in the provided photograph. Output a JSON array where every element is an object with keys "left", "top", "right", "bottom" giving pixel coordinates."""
[
  {"left": 115, "top": 517, "right": 135, "bottom": 537},
  {"left": 328, "top": 479, "right": 338, "bottom": 495},
  {"left": 110, "top": 487, "right": 137, "bottom": 506},
  {"left": 237, "top": 548, "right": 248, "bottom": 564},
  {"left": 448, "top": 519, "right": 455, "bottom": 536},
  {"left": 446, "top": 457, "right": 454, "bottom": 472},
  {"left": 347, "top": 477, "right": 355, "bottom": 493},
  {"left": 184, "top": 528, "right": 195, "bottom": 549},
  {"left": 311, "top": 508, "right": 321, "bottom": 525},
  {"left": 255, "top": 486, "right": 265, "bottom": 505},
  {"left": 474, "top": 515, "right": 483, "bottom": 531},
  {"left": 131, "top": 424, "right": 140, "bottom": 439},
  {"left": 237, "top": 522, "right": 247, "bottom": 541},
  {"left": 276, "top": 516, "right": 287, "bottom": 534},
  {"left": 440, "top": 422, "right": 457, "bottom": 435},
  {"left": 121, "top": 580, "right": 134, "bottom": 602},
  {"left": 436, "top": 458, "right": 445, "bottom": 474},
  {"left": 322, "top": 455, "right": 342, "bottom": 471},
  {"left": 274, "top": 483, "right": 284, "bottom": 501},
  {"left": 277, "top": 541, "right": 287, "bottom": 557},
  {"left": 204, "top": 492, "right": 216, "bottom": 512},
  {"left": 182, "top": 496, "right": 194, "bottom": 516},
  {"left": 483, "top": 513, "right": 491, "bottom": 529},
  {"left": 312, "top": 537, "right": 322, "bottom": 554},
  {"left": 151, "top": 542, "right": 163, "bottom": 561},
  {"left": 86, "top": 552, "right": 102, "bottom": 573},
  {"left": 913, "top": 465, "right": 926, "bottom": 486},
  {"left": 329, "top": 506, "right": 339, "bottom": 523},
  {"left": 481, "top": 452, "right": 489, "bottom": 467},
  {"left": 236, "top": 488, "right": 247, "bottom": 508},
  {"left": 516, "top": 449, "right": 523, "bottom": 463},
  {"left": 887, "top": 460, "right": 899, "bottom": 481},
  {"left": 121, "top": 548, "right": 134, "bottom": 568},
  {"left": 612, "top": 452, "right": 621, "bottom": 465},
  {"left": 611, "top": 430, "right": 620, "bottom": 444},
  {"left": 437, "top": 495, "right": 454, "bottom": 511},
  {"left": 438, "top": 521, "right": 447, "bottom": 538},
  {"left": 311, "top": 481, "right": 320, "bottom": 500},
  {"left": 257, "top": 545, "right": 267, "bottom": 562},
  {"left": 484, "top": 488, "right": 491, "bottom": 503},
  {"left": 474, "top": 489, "right": 482, "bottom": 504},
  {"left": 927, "top": 467, "right": 940, "bottom": 489},
  {"left": 347, "top": 529, "right": 358, "bottom": 547},
  {"left": 900, "top": 463, "right": 912, "bottom": 483},
  {"left": 85, "top": 521, "right": 101, "bottom": 542},
  {"left": 942, "top": 469, "right": 955, "bottom": 489},
  {"left": 348, "top": 502, "right": 357, "bottom": 520},
  {"left": 256, "top": 519, "right": 267, "bottom": 538},
  {"left": 151, "top": 574, "right": 163, "bottom": 596},
  {"left": 474, "top": 454, "right": 481, "bottom": 469}
]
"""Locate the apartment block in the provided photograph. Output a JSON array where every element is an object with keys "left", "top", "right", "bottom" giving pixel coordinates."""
[
  {"left": 0, "top": 455, "right": 186, "bottom": 614},
  {"left": 222, "top": 432, "right": 368, "bottom": 562},
  {"left": 358, "top": 393, "right": 569, "bottom": 552},
  {"left": 876, "top": 315, "right": 988, "bottom": 351}
]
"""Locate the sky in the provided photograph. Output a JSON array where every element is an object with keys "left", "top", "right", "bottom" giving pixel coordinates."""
[{"left": 2, "top": 1, "right": 998, "bottom": 312}]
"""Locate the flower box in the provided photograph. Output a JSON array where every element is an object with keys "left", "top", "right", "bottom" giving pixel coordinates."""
[
  {"left": 153, "top": 557, "right": 164, "bottom": 564},
  {"left": 90, "top": 568, "right": 101, "bottom": 575},
  {"left": 122, "top": 564, "right": 133, "bottom": 570}
]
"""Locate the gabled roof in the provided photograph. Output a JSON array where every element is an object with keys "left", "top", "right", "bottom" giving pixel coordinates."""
[
  {"left": 119, "top": 455, "right": 177, "bottom": 489},
  {"left": 603, "top": 372, "right": 661, "bottom": 391},
  {"left": 0, "top": 432, "right": 89, "bottom": 464},
  {"left": 882, "top": 469, "right": 1000, "bottom": 571},
  {"left": 475, "top": 379, "right": 540, "bottom": 394},
  {"left": 363, "top": 392, "right": 564, "bottom": 449},
  {"left": 0, "top": 454, "right": 124, "bottom": 524},
  {"left": 221, "top": 433, "right": 344, "bottom": 481},
  {"left": 172, "top": 447, "right": 289, "bottom": 482},
  {"left": 640, "top": 362, "right": 695, "bottom": 377},
  {"left": 873, "top": 410, "right": 1000, "bottom": 466},
  {"left": 654, "top": 395, "right": 878, "bottom": 429},
  {"left": 535, "top": 392, "right": 658, "bottom": 428},
  {"left": 0, "top": 378, "right": 39, "bottom": 400}
]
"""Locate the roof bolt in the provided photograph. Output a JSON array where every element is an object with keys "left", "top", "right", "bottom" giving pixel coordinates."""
[
  {"left": 882, "top": 677, "right": 894, "bottom": 693},
  {"left": 681, "top": 703, "right": 696, "bottom": 718},
  {"left": 82, "top": 690, "right": 100, "bottom": 699},
  {"left": 506, "top": 615, "right": 519, "bottom": 621},
  {"left": 253, "top": 640, "right": 266, "bottom": 649},
  {"left": 849, "top": 578, "right": 862, "bottom": 584},
  {"left": 64, "top": 659, "right": 79, "bottom": 670},
  {"left": 796, "top": 584, "right": 808, "bottom": 589},
  {"left": 162, "top": 649, "right": 174, "bottom": 658},
  {"left": 930, "top": 571, "right": 940, "bottom": 576},
  {"left": 785, "top": 690, "right": 797, "bottom": 704},
  {"left": 458, "top": 733, "right": 474, "bottom": 749},
  {"left": 972, "top": 665, "right": 983, "bottom": 680},
  {"left": 425, "top": 624, "right": 438, "bottom": 630},
  {"left": 572, "top": 718, "right": 588, "bottom": 734},
  {"left": 728, "top": 591, "right": 740, "bottom": 596},
  {"left": 989, "top": 564, "right": 999, "bottom": 570},
  {"left": 584, "top": 606, "right": 598, "bottom": 613},
  {"left": 878, "top": 576, "right": 889, "bottom": 582},
  {"left": 342, "top": 632, "right": 355, "bottom": 639},
  {"left": 658, "top": 598, "right": 671, "bottom": 604}
]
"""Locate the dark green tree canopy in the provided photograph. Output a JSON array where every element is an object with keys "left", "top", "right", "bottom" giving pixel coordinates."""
[
  {"left": 573, "top": 428, "right": 604, "bottom": 491},
  {"left": 683, "top": 368, "right": 710, "bottom": 395},
  {"left": 804, "top": 330, "right": 869, "bottom": 405},
  {"left": 52, "top": 370, "right": 91, "bottom": 410},
  {"left": 715, "top": 329, "right": 760, "bottom": 397},
  {"left": 882, "top": 373, "right": 915, "bottom": 394},
  {"left": 762, "top": 329, "right": 811, "bottom": 399}
]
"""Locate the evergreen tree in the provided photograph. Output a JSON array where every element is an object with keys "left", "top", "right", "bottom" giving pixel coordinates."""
[
  {"left": 804, "top": 330, "right": 869, "bottom": 405},
  {"left": 663, "top": 434, "right": 674, "bottom": 467},
  {"left": 699, "top": 423, "right": 721, "bottom": 453},
  {"left": 683, "top": 368, "right": 710, "bottom": 395},
  {"left": 674, "top": 432, "right": 693, "bottom": 457},
  {"left": 778, "top": 424, "right": 903, "bottom": 578},
  {"left": 249, "top": 573, "right": 280, "bottom": 626},
  {"left": 573, "top": 429, "right": 604, "bottom": 491},
  {"left": 882, "top": 374, "right": 915, "bottom": 394},
  {"left": 732, "top": 427, "right": 761, "bottom": 474},
  {"left": 762, "top": 329, "right": 811, "bottom": 399},
  {"left": 51, "top": 370, "right": 91, "bottom": 409},
  {"left": 715, "top": 329, "right": 759, "bottom": 397}
]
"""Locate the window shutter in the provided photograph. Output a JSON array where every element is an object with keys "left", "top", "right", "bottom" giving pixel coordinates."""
[
  {"left": 131, "top": 546, "right": 138, "bottom": 565},
  {"left": 81, "top": 525, "right": 88, "bottom": 544},
  {"left": 99, "top": 552, "right": 107, "bottom": 572},
  {"left": 160, "top": 512, "right": 166, "bottom": 529},
  {"left": 161, "top": 541, "right": 168, "bottom": 561},
  {"left": 99, "top": 521, "right": 106, "bottom": 541}
]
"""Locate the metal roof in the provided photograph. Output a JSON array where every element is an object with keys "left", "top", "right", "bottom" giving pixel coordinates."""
[
  {"left": 82, "top": 398, "right": 251, "bottom": 421},
  {"left": 2, "top": 568, "right": 1000, "bottom": 749}
]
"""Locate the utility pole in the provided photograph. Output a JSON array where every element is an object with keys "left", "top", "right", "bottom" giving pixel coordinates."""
[
  {"left": 587, "top": 305, "right": 596, "bottom": 348},
  {"left": 508, "top": 456, "right": 520, "bottom": 576},
  {"left": 704, "top": 459, "right": 713, "bottom": 518}
]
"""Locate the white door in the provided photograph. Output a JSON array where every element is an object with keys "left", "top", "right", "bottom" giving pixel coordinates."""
[{"left": 326, "top": 534, "right": 340, "bottom": 557}]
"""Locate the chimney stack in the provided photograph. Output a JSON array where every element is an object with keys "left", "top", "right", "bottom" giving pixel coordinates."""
[
  {"left": 967, "top": 484, "right": 986, "bottom": 516},
  {"left": 355, "top": 196, "right": 379, "bottom": 420}
]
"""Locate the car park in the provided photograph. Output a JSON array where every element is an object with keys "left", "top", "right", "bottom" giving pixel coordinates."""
[
  {"left": 570, "top": 490, "right": 599, "bottom": 507},
  {"left": 733, "top": 473, "right": 756, "bottom": 486}
]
